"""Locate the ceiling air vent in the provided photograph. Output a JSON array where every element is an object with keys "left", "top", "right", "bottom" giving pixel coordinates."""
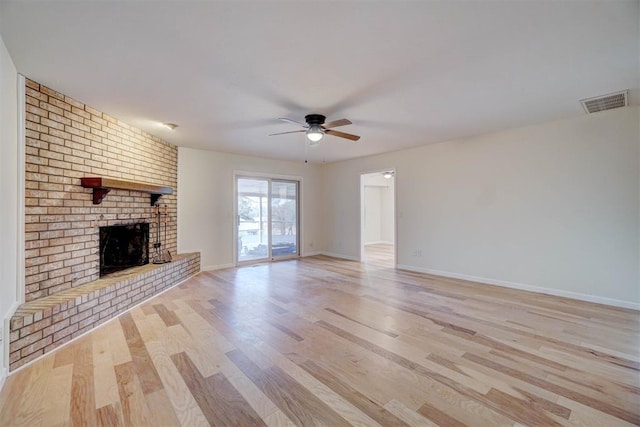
[{"left": 580, "top": 90, "right": 628, "bottom": 114}]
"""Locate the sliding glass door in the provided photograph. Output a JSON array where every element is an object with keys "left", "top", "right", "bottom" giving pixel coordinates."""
[
  {"left": 270, "top": 180, "right": 298, "bottom": 258},
  {"left": 236, "top": 176, "right": 299, "bottom": 264}
]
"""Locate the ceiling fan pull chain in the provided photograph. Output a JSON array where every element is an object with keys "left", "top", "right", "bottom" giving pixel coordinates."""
[{"left": 304, "top": 133, "right": 309, "bottom": 163}]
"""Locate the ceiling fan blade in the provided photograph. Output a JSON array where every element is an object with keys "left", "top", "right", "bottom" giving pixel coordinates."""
[
  {"left": 325, "top": 129, "right": 360, "bottom": 141},
  {"left": 278, "top": 118, "right": 308, "bottom": 127},
  {"left": 269, "top": 130, "right": 306, "bottom": 136},
  {"left": 323, "top": 118, "right": 352, "bottom": 129}
]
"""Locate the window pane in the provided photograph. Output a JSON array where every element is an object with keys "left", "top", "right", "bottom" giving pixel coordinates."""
[
  {"left": 237, "top": 178, "right": 269, "bottom": 262},
  {"left": 271, "top": 180, "right": 297, "bottom": 257}
]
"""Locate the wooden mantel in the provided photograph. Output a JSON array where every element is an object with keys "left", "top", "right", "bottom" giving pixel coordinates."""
[{"left": 80, "top": 177, "right": 173, "bottom": 205}]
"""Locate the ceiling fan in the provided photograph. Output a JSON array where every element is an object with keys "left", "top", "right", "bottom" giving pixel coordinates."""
[{"left": 269, "top": 114, "right": 360, "bottom": 144}]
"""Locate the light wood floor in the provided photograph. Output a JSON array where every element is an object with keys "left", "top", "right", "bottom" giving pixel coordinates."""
[
  {"left": 363, "top": 243, "right": 395, "bottom": 269},
  {"left": 1, "top": 255, "right": 639, "bottom": 426}
]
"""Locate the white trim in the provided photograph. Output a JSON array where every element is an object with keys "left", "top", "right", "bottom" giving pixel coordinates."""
[
  {"left": 17, "top": 75, "right": 25, "bottom": 305},
  {"left": 320, "top": 251, "right": 360, "bottom": 262},
  {"left": 3, "top": 76, "right": 26, "bottom": 376},
  {"left": 360, "top": 168, "right": 397, "bottom": 266},
  {"left": 396, "top": 264, "right": 640, "bottom": 310},
  {"left": 6, "top": 271, "right": 200, "bottom": 376},
  {"left": 302, "top": 251, "right": 323, "bottom": 257},
  {"left": 3, "top": 301, "right": 20, "bottom": 374},
  {"left": 202, "top": 263, "right": 235, "bottom": 271},
  {"left": 233, "top": 171, "right": 303, "bottom": 267},
  {"left": 363, "top": 240, "right": 394, "bottom": 245},
  {"left": 233, "top": 170, "right": 303, "bottom": 181},
  {"left": 0, "top": 367, "right": 7, "bottom": 390}
]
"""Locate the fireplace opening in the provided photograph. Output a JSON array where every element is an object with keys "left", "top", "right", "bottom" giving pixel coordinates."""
[{"left": 99, "top": 223, "right": 149, "bottom": 276}]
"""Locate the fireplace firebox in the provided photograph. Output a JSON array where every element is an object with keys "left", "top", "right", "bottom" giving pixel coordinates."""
[{"left": 99, "top": 223, "right": 149, "bottom": 276}]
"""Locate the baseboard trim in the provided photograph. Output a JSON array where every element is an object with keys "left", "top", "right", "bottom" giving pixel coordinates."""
[
  {"left": 202, "top": 263, "right": 235, "bottom": 271},
  {"left": 319, "top": 252, "right": 360, "bottom": 262},
  {"left": 302, "top": 251, "right": 323, "bottom": 257},
  {"left": 364, "top": 240, "right": 394, "bottom": 245},
  {"left": 396, "top": 264, "right": 640, "bottom": 310}
]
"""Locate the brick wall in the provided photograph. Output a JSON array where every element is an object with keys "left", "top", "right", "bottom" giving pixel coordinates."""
[{"left": 24, "top": 79, "right": 178, "bottom": 302}]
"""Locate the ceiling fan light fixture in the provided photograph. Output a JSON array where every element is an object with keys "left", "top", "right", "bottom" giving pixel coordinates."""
[{"left": 306, "top": 125, "right": 325, "bottom": 142}]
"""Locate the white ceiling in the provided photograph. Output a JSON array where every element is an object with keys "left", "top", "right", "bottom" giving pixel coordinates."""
[{"left": 1, "top": 1, "right": 638, "bottom": 164}]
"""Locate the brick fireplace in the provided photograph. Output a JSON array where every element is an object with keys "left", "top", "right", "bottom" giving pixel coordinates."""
[{"left": 8, "top": 79, "right": 200, "bottom": 371}]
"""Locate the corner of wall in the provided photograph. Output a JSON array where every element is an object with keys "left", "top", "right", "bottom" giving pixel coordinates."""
[{"left": 0, "top": 34, "right": 21, "bottom": 378}]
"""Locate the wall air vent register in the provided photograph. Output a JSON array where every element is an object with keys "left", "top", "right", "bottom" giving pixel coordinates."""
[{"left": 580, "top": 90, "right": 629, "bottom": 114}]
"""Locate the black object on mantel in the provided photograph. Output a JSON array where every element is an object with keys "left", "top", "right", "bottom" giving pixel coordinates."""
[{"left": 80, "top": 177, "right": 173, "bottom": 206}]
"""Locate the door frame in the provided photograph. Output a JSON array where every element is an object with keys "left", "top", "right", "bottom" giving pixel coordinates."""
[
  {"left": 233, "top": 171, "right": 303, "bottom": 266},
  {"left": 359, "top": 168, "right": 397, "bottom": 267}
]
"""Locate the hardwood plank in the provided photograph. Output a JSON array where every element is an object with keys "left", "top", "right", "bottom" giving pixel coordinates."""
[
  {"left": 0, "top": 365, "right": 35, "bottom": 424},
  {"left": 418, "top": 401, "right": 467, "bottom": 427},
  {"left": 253, "top": 341, "right": 386, "bottom": 426},
  {"left": 383, "top": 399, "right": 439, "bottom": 427},
  {"left": 266, "top": 319, "right": 305, "bottom": 342},
  {"left": 70, "top": 338, "right": 97, "bottom": 427},
  {"left": 12, "top": 354, "right": 55, "bottom": 427},
  {"left": 119, "top": 312, "right": 163, "bottom": 395},
  {"left": 42, "top": 364, "right": 74, "bottom": 427},
  {"left": 299, "top": 359, "right": 411, "bottom": 426},
  {"left": 227, "top": 348, "right": 352, "bottom": 426},
  {"left": 171, "top": 351, "right": 266, "bottom": 426},
  {"left": 143, "top": 339, "right": 209, "bottom": 426},
  {"left": 324, "top": 307, "right": 399, "bottom": 338},
  {"left": 219, "top": 354, "right": 282, "bottom": 420},
  {"left": 152, "top": 303, "right": 180, "bottom": 327},
  {"left": 263, "top": 410, "right": 297, "bottom": 426},
  {"left": 145, "top": 389, "right": 181, "bottom": 426},
  {"left": 92, "top": 325, "right": 120, "bottom": 410},
  {"left": 114, "top": 361, "right": 153, "bottom": 426},
  {"left": 104, "top": 318, "right": 133, "bottom": 366},
  {"left": 95, "top": 403, "right": 123, "bottom": 427}
]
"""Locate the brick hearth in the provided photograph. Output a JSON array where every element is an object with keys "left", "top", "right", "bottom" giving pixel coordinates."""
[{"left": 9, "top": 253, "right": 200, "bottom": 371}]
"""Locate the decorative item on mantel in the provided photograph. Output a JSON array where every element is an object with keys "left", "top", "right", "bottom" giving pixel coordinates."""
[
  {"left": 80, "top": 177, "right": 173, "bottom": 205},
  {"left": 152, "top": 204, "right": 172, "bottom": 264}
]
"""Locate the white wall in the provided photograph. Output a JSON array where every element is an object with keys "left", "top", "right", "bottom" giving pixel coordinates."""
[
  {"left": 380, "top": 177, "right": 394, "bottom": 243},
  {"left": 178, "top": 147, "right": 323, "bottom": 270},
  {"left": 0, "top": 35, "right": 19, "bottom": 380},
  {"left": 363, "top": 186, "right": 381, "bottom": 243},
  {"left": 362, "top": 173, "right": 394, "bottom": 245},
  {"left": 322, "top": 107, "right": 640, "bottom": 308}
]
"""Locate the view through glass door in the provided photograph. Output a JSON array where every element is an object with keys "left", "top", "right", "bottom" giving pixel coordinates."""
[{"left": 236, "top": 177, "right": 299, "bottom": 263}]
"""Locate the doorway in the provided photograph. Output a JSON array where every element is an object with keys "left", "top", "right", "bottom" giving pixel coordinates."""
[
  {"left": 361, "top": 170, "right": 396, "bottom": 268},
  {"left": 235, "top": 176, "right": 299, "bottom": 264}
]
